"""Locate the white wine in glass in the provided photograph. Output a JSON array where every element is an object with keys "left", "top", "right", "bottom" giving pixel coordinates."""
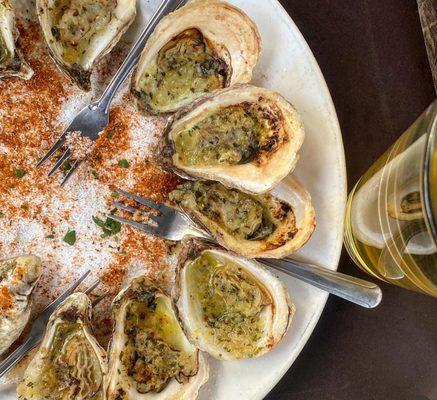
[{"left": 345, "top": 101, "right": 437, "bottom": 297}]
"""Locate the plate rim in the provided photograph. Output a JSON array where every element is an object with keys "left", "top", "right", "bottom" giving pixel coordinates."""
[{"left": 259, "top": 0, "right": 347, "bottom": 396}]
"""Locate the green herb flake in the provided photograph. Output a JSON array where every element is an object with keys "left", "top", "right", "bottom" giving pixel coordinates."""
[
  {"left": 62, "top": 160, "right": 72, "bottom": 171},
  {"left": 46, "top": 234, "right": 55, "bottom": 239},
  {"left": 111, "top": 191, "right": 120, "bottom": 198},
  {"left": 63, "top": 230, "right": 77, "bottom": 246},
  {"left": 92, "top": 171, "right": 99, "bottom": 179},
  {"left": 118, "top": 159, "right": 130, "bottom": 169},
  {"left": 93, "top": 216, "right": 121, "bottom": 238},
  {"left": 14, "top": 168, "right": 26, "bottom": 178},
  {"left": 0, "top": 211, "right": 4, "bottom": 218},
  {"left": 20, "top": 204, "right": 28, "bottom": 210}
]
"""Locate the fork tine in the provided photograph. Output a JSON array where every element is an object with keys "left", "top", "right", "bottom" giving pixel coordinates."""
[
  {"left": 115, "top": 189, "right": 164, "bottom": 212},
  {"left": 111, "top": 201, "right": 161, "bottom": 224},
  {"left": 111, "top": 201, "right": 139, "bottom": 214},
  {"left": 0, "top": 336, "right": 36, "bottom": 379},
  {"left": 84, "top": 279, "right": 100, "bottom": 295},
  {"left": 60, "top": 159, "right": 83, "bottom": 186},
  {"left": 105, "top": 213, "right": 163, "bottom": 238},
  {"left": 48, "top": 148, "right": 70, "bottom": 177},
  {"left": 110, "top": 201, "right": 161, "bottom": 225},
  {"left": 92, "top": 291, "right": 108, "bottom": 307},
  {"left": 39, "top": 270, "right": 91, "bottom": 316},
  {"left": 36, "top": 132, "right": 68, "bottom": 167}
]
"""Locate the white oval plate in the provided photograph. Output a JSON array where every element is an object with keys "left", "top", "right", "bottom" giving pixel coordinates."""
[
  {"left": 131, "top": 1, "right": 346, "bottom": 398},
  {"left": 2, "top": 1, "right": 346, "bottom": 399},
  {"left": 187, "top": 1, "right": 347, "bottom": 399}
]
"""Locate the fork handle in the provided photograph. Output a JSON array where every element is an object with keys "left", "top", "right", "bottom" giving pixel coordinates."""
[
  {"left": 96, "top": 0, "right": 189, "bottom": 111},
  {"left": 0, "top": 337, "right": 39, "bottom": 379},
  {"left": 260, "top": 258, "right": 382, "bottom": 308}
]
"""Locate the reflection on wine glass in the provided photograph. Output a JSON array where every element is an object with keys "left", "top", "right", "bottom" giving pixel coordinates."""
[{"left": 345, "top": 101, "right": 437, "bottom": 297}]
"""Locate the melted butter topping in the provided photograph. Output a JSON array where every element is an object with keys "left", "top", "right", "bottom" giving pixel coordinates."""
[
  {"left": 121, "top": 295, "right": 198, "bottom": 394},
  {"left": 170, "top": 181, "right": 296, "bottom": 241},
  {"left": 138, "top": 28, "right": 228, "bottom": 114},
  {"left": 186, "top": 251, "right": 272, "bottom": 359},
  {"left": 0, "top": 34, "right": 11, "bottom": 66},
  {"left": 0, "top": 40, "right": 6, "bottom": 65},
  {"left": 174, "top": 103, "right": 277, "bottom": 166},
  {"left": 50, "top": 0, "right": 116, "bottom": 65},
  {"left": 19, "top": 322, "right": 104, "bottom": 400}
]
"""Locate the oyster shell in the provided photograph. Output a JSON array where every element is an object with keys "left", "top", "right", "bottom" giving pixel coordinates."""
[
  {"left": 0, "top": 255, "right": 41, "bottom": 356},
  {"left": 106, "top": 276, "right": 208, "bottom": 400},
  {"left": 170, "top": 176, "right": 315, "bottom": 258},
  {"left": 155, "top": 85, "right": 305, "bottom": 194},
  {"left": 17, "top": 293, "right": 107, "bottom": 400},
  {"left": 387, "top": 181, "right": 423, "bottom": 221},
  {"left": 0, "top": 0, "right": 33, "bottom": 79},
  {"left": 36, "top": 0, "right": 136, "bottom": 90},
  {"left": 173, "top": 237, "right": 294, "bottom": 361},
  {"left": 132, "top": 0, "right": 261, "bottom": 115}
]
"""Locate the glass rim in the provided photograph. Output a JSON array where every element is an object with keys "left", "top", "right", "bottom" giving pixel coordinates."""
[{"left": 423, "top": 104, "right": 437, "bottom": 244}]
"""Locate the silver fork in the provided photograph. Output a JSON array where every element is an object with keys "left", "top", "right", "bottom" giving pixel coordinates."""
[
  {"left": 107, "top": 189, "right": 382, "bottom": 308},
  {"left": 0, "top": 271, "right": 106, "bottom": 379},
  {"left": 36, "top": 0, "right": 188, "bottom": 185}
]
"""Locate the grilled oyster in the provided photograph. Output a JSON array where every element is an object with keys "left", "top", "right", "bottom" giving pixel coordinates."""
[
  {"left": 106, "top": 276, "right": 208, "bottom": 400},
  {"left": 36, "top": 0, "right": 136, "bottom": 90},
  {"left": 173, "top": 237, "right": 294, "bottom": 361},
  {"left": 0, "top": 0, "right": 33, "bottom": 79},
  {"left": 17, "top": 293, "right": 107, "bottom": 400},
  {"left": 155, "top": 85, "right": 305, "bottom": 193},
  {"left": 0, "top": 255, "right": 41, "bottom": 356},
  {"left": 132, "top": 0, "right": 261, "bottom": 115},
  {"left": 170, "top": 176, "right": 315, "bottom": 258}
]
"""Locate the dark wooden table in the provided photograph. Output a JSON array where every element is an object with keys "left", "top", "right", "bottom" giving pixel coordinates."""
[{"left": 266, "top": 1, "right": 437, "bottom": 400}]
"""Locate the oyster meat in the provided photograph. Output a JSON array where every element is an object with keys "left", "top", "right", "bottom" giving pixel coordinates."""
[
  {"left": 17, "top": 293, "right": 107, "bottom": 400},
  {"left": 132, "top": 0, "right": 261, "bottom": 115},
  {"left": 0, "top": 255, "right": 42, "bottom": 356},
  {"left": 36, "top": 0, "right": 136, "bottom": 90},
  {"left": 106, "top": 276, "right": 208, "bottom": 400},
  {"left": 155, "top": 85, "right": 305, "bottom": 193},
  {"left": 173, "top": 237, "right": 294, "bottom": 360},
  {"left": 170, "top": 176, "right": 315, "bottom": 258},
  {"left": 0, "top": 0, "right": 33, "bottom": 79}
]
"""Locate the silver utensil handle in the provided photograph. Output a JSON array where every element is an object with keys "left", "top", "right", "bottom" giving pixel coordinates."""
[
  {"left": 97, "top": 0, "right": 188, "bottom": 110},
  {"left": 0, "top": 337, "right": 39, "bottom": 379},
  {"left": 189, "top": 224, "right": 382, "bottom": 308},
  {"left": 261, "top": 258, "right": 382, "bottom": 308}
]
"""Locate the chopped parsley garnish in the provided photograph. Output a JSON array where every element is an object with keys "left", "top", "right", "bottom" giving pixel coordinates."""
[
  {"left": 20, "top": 204, "right": 28, "bottom": 210},
  {"left": 93, "top": 216, "right": 121, "bottom": 238},
  {"left": 111, "top": 191, "right": 120, "bottom": 198},
  {"left": 62, "top": 160, "right": 72, "bottom": 171},
  {"left": 92, "top": 171, "right": 99, "bottom": 179},
  {"left": 118, "top": 159, "right": 130, "bottom": 169},
  {"left": 63, "top": 230, "right": 77, "bottom": 245},
  {"left": 14, "top": 168, "right": 26, "bottom": 178},
  {"left": 46, "top": 234, "right": 55, "bottom": 239}
]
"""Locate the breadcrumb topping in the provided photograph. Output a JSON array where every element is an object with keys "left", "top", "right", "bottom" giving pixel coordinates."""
[{"left": 0, "top": 22, "right": 181, "bottom": 345}]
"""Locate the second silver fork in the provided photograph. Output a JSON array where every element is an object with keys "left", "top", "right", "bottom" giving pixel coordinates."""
[
  {"left": 0, "top": 272, "right": 107, "bottom": 379},
  {"left": 36, "top": 0, "right": 188, "bottom": 185},
  {"left": 107, "top": 189, "right": 382, "bottom": 308}
]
